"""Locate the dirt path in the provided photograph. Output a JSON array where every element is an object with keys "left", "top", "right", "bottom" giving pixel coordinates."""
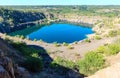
[{"left": 0, "top": 33, "right": 119, "bottom": 61}]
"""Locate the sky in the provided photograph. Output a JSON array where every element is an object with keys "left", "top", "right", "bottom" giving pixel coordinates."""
[{"left": 0, "top": 0, "right": 120, "bottom": 5}]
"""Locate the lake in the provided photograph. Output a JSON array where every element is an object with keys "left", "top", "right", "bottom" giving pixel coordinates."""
[{"left": 27, "top": 23, "right": 93, "bottom": 43}]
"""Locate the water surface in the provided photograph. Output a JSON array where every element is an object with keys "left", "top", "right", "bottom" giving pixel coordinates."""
[{"left": 27, "top": 24, "right": 93, "bottom": 43}]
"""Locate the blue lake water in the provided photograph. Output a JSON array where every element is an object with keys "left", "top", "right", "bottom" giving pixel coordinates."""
[{"left": 27, "top": 24, "right": 93, "bottom": 43}]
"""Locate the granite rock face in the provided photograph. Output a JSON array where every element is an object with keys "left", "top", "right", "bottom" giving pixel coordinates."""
[{"left": 0, "top": 50, "right": 31, "bottom": 78}]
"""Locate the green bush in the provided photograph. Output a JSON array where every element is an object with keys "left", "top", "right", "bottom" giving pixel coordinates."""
[
  {"left": 62, "top": 42, "right": 69, "bottom": 46},
  {"left": 67, "top": 45, "right": 74, "bottom": 49},
  {"left": 105, "top": 44, "right": 120, "bottom": 55},
  {"left": 94, "top": 35, "right": 101, "bottom": 40},
  {"left": 10, "top": 41, "right": 39, "bottom": 56},
  {"left": 23, "top": 57, "right": 42, "bottom": 72},
  {"left": 96, "top": 46, "right": 106, "bottom": 53},
  {"left": 84, "top": 38, "right": 91, "bottom": 43},
  {"left": 49, "top": 57, "right": 75, "bottom": 74},
  {"left": 50, "top": 57, "right": 74, "bottom": 69},
  {"left": 117, "top": 30, "right": 120, "bottom": 35},
  {"left": 96, "top": 44, "right": 120, "bottom": 55},
  {"left": 53, "top": 42, "right": 61, "bottom": 47},
  {"left": 77, "top": 51, "right": 105, "bottom": 76},
  {"left": 10, "top": 41, "right": 44, "bottom": 72},
  {"left": 108, "top": 30, "right": 117, "bottom": 37}
]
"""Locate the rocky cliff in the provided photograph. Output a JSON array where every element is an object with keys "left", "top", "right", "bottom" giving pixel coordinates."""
[
  {"left": 0, "top": 8, "right": 52, "bottom": 33},
  {"left": 57, "top": 15, "right": 104, "bottom": 27},
  {"left": 0, "top": 38, "right": 31, "bottom": 78}
]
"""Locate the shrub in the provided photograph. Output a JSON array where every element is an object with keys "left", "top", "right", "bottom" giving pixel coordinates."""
[
  {"left": 108, "top": 30, "right": 117, "bottom": 37},
  {"left": 10, "top": 41, "right": 39, "bottom": 56},
  {"left": 96, "top": 46, "right": 106, "bottom": 53},
  {"left": 84, "top": 38, "right": 91, "bottom": 43},
  {"left": 50, "top": 57, "right": 74, "bottom": 69},
  {"left": 117, "top": 30, "right": 120, "bottom": 35},
  {"left": 94, "top": 35, "right": 101, "bottom": 40},
  {"left": 77, "top": 51, "right": 105, "bottom": 76},
  {"left": 49, "top": 57, "right": 75, "bottom": 74},
  {"left": 34, "top": 39, "right": 37, "bottom": 41},
  {"left": 53, "top": 42, "right": 61, "bottom": 47},
  {"left": 74, "top": 41, "right": 78, "bottom": 44},
  {"left": 67, "top": 45, "right": 74, "bottom": 49},
  {"left": 10, "top": 41, "right": 43, "bottom": 72},
  {"left": 62, "top": 42, "right": 69, "bottom": 46},
  {"left": 105, "top": 44, "right": 120, "bottom": 55},
  {"left": 20, "top": 35, "right": 25, "bottom": 39},
  {"left": 96, "top": 43, "right": 120, "bottom": 55},
  {"left": 22, "top": 57, "right": 42, "bottom": 72}
]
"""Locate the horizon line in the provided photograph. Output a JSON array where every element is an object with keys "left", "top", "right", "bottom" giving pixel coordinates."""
[{"left": 0, "top": 5, "right": 120, "bottom": 6}]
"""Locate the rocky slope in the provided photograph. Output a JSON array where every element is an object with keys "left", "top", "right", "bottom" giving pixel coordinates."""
[
  {"left": 57, "top": 15, "right": 104, "bottom": 26},
  {"left": 0, "top": 38, "right": 31, "bottom": 78}
]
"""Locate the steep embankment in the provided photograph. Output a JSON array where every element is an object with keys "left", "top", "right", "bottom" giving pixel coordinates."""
[
  {"left": 0, "top": 38, "right": 23, "bottom": 62},
  {"left": 0, "top": 38, "right": 32, "bottom": 78},
  {"left": 0, "top": 8, "right": 54, "bottom": 33},
  {"left": 57, "top": 15, "right": 104, "bottom": 26}
]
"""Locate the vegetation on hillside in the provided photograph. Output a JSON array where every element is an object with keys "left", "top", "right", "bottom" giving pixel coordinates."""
[
  {"left": 9, "top": 41, "right": 43, "bottom": 72},
  {"left": 1, "top": 6, "right": 120, "bottom": 77}
]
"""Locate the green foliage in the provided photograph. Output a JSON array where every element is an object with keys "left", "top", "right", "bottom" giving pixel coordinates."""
[
  {"left": 0, "top": 16, "right": 3, "bottom": 22},
  {"left": 116, "top": 30, "right": 120, "bottom": 35},
  {"left": 49, "top": 57, "right": 75, "bottom": 74},
  {"left": 77, "top": 51, "right": 105, "bottom": 76},
  {"left": 96, "top": 46, "right": 106, "bottom": 53},
  {"left": 94, "top": 35, "right": 101, "bottom": 40},
  {"left": 84, "top": 38, "right": 91, "bottom": 43},
  {"left": 62, "top": 42, "right": 69, "bottom": 46},
  {"left": 74, "top": 41, "right": 78, "bottom": 44},
  {"left": 10, "top": 41, "right": 39, "bottom": 56},
  {"left": 10, "top": 41, "right": 43, "bottom": 72},
  {"left": 108, "top": 30, "right": 117, "bottom": 37},
  {"left": 67, "top": 45, "right": 74, "bottom": 49},
  {"left": 20, "top": 35, "right": 25, "bottom": 39},
  {"left": 34, "top": 38, "right": 37, "bottom": 41},
  {"left": 50, "top": 57, "right": 74, "bottom": 69},
  {"left": 22, "top": 57, "right": 42, "bottom": 72},
  {"left": 96, "top": 44, "right": 120, "bottom": 55},
  {"left": 105, "top": 44, "right": 120, "bottom": 55},
  {"left": 53, "top": 42, "right": 61, "bottom": 47}
]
